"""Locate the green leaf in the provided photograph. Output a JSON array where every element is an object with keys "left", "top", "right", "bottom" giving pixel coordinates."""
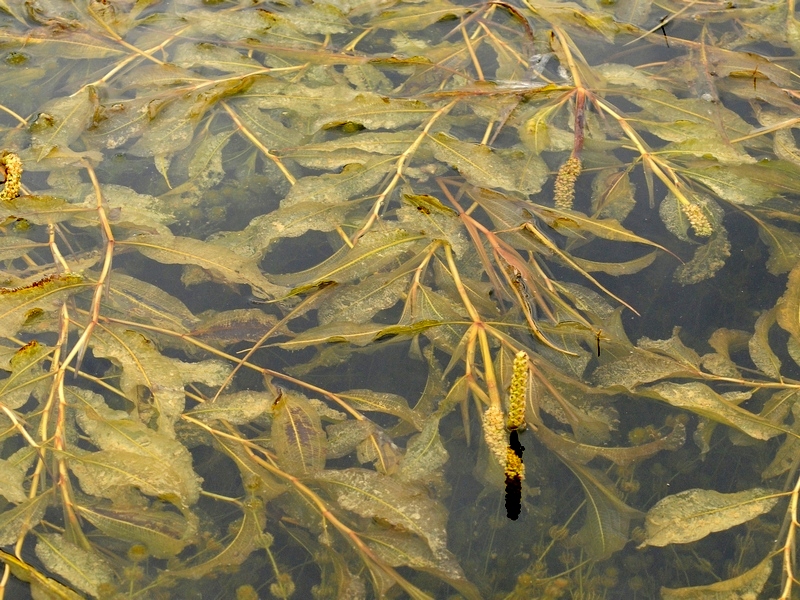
[
  {"left": 122, "top": 233, "right": 285, "bottom": 299},
  {"left": 429, "top": 132, "right": 547, "bottom": 195},
  {"left": 571, "top": 251, "right": 657, "bottom": 275},
  {"left": 188, "top": 391, "right": 274, "bottom": 425},
  {"left": 373, "top": 0, "right": 471, "bottom": 31},
  {"left": 88, "top": 327, "right": 231, "bottom": 436},
  {"left": 337, "top": 389, "right": 423, "bottom": 430},
  {"left": 642, "top": 488, "right": 781, "bottom": 547},
  {"left": 0, "top": 339, "right": 51, "bottom": 410},
  {"left": 271, "top": 391, "right": 327, "bottom": 476},
  {"left": 316, "top": 94, "right": 434, "bottom": 131},
  {"left": 35, "top": 533, "right": 115, "bottom": 598},
  {"left": 564, "top": 460, "right": 643, "bottom": 559},
  {"left": 757, "top": 220, "right": 800, "bottom": 275},
  {"left": 67, "top": 447, "right": 200, "bottom": 506},
  {"left": 748, "top": 309, "right": 781, "bottom": 378},
  {"left": 0, "top": 273, "right": 86, "bottom": 340},
  {"left": 30, "top": 87, "right": 98, "bottom": 161},
  {"left": 71, "top": 387, "right": 202, "bottom": 502},
  {"left": 661, "top": 555, "right": 772, "bottom": 600},
  {"left": 0, "top": 491, "right": 51, "bottom": 546},
  {"left": 75, "top": 503, "right": 197, "bottom": 559},
  {"left": 269, "top": 227, "right": 426, "bottom": 288},
  {"left": 317, "top": 468, "right": 451, "bottom": 563},
  {"left": 165, "top": 498, "right": 267, "bottom": 580},
  {"left": 776, "top": 263, "right": 800, "bottom": 342},
  {"left": 103, "top": 272, "right": 199, "bottom": 334},
  {"left": 645, "top": 382, "right": 785, "bottom": 441},
  {"left": 398, "top": 417, "right": 449, "bottom": 482}
]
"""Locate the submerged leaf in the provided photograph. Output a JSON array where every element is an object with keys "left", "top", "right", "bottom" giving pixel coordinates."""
[
  {"left": 76, "top": 503, "right": 196, "bottom": 559},
  {"left": 646, "top": 382, "right": 785, "bottom": 441},
  {"left": 661, "top": 555, "right": 772, "bottom": 599},
  {"left": 643, "top": 488, "right": 781, "bottom": 547},
  {"left": 429, "top": 132, "right": 546, "bottom": 195},
  {"left": 35, "top": 533, "right": 114, "bottom": 598},
  {"left": 123, "top": 234, "right": 285, "bottom": 299},
  {"left": 317, "top": 468, "right": 454, "bottom": 567},
  {"left": 271, "top": 391, "right": 327, "bottom": 476}
]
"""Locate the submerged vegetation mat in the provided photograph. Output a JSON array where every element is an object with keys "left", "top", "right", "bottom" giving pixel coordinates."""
[{"left": 2, "top": 0, "right": 800, "bottom": 597}]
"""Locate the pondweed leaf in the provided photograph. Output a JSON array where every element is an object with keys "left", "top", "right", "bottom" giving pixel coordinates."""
[
  {"left": 71, "top": 388, "right": 201, "bottom": 495},
  {"left": 271, "top": 390, "right": 327, "bottom": 476},
  {"left": 270, "top": 227, "right": 426, "bottom": 288},
  {"left": 563, "top": 460, "right": 643, "bottom": 559},
  {"left": 0, "top": 491, "right": 50, "bottom": 546},
  {"left": 67, "top": 446, "right": 201, "bottom": 506},
  {"left": 397, "top": 417, "right": 449, "bottom": 482},
  {"left": 337, "top": 389, "right": 424, "bottom": 430},
  {"left": 34, "top": 533, "right": 115, "bottom": 599},
  {"left": 30, "top": 87, "right": 98, "bottom": 162},
  {"left": 3, "top": 0, "right": 800, "bottom": 596},
  {"left": 102, "top": 272, "right": 199, "bottom": 334},
  {"left": 164, "top": 498, "right": 266, "bottom": 580},
  {"left": 642, "top": 488, "right": 781, "bottom": 547},
  {"left": 372, "top": 0, "right": 471, "bottom": 30},
  {"left": 187, "top": 390, "right": 275, "bottom": 425},
  {"left": 661, "top": 555, "right": 772, "bottom": 600},
  {"left": 121, "top": 233, "right": 285, "bottom": 299},
  {"left": 0, "top": 273, "right": 86, "bottom": 339},
  {"left": 281, "top": 157, "right": 395, "bottom": 207},
  {"left": 645, "top": 382, "right": 785, "bottom": 441},
  {"left": 88, "top": 327, "right": 231, "bottom": 436},
  {"left": 776, "top": 263, "right": 800, "bottom": 342},
  {"left": 429, "top": 132, "right": 547, "bottom": 195},
  {"left": 748, "top": 309, "right": 782, "bottom": 379},
  {"left": 316, "top": 468, "right": 452, "bottom": 565},
  {"left": 0, "top": 339, "right": 51, "bottom": 410},
  {"left": 756, "top": 220, "right": 800, "bottom": 275},
  {"left": 75, "top": 503, "right": 197, "bottom": 560}
]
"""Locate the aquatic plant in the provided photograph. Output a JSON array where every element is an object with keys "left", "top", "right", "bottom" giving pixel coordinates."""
[{"left": 0, "top": 0, "right": 799, "bottom": 598}]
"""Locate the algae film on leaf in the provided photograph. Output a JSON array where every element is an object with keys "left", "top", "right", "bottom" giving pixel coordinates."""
[{"left": 1, "top": 0, "right": 800, "bottom": 597}]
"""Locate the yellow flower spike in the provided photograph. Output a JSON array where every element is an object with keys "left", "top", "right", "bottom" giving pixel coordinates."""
[
  {"left": 507, "top": 350, "right": 528, "bottom": 432},
  {"left": 553, "top": 155, "right": 582, "bottom": 210},
  {"left": 482, "top": 404, "right": 507, "bottom": 467},
  {"left": 505, "top": 446, "right": 525, "bottom": 481},
  {"left": 681, "top": 202, "right": 713, "bottom": 237},
  {"left": 0, "top": 152, "right": 22, "bottom": 203}
]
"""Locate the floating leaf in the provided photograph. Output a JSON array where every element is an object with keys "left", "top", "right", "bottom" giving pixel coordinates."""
[{"left": 642, "top": 488, "right": 781, "bottom": 547}]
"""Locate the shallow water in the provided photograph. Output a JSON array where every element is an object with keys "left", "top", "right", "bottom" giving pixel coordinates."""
[{"left": 0, "top": 1, "right": 798, "bottom": 598}]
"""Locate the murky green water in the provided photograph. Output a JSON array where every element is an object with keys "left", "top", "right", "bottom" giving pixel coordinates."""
[{"left": 0, "top": 0, "right": 799, "bottom": 598}]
